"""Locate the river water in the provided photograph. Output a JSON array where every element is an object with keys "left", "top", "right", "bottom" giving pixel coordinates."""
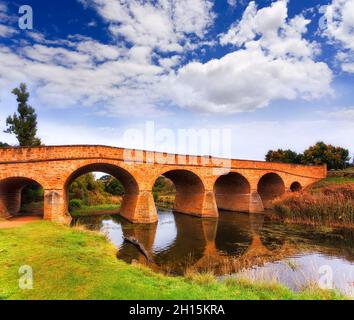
[{"left": 74, "top": 210, "right": 354, "bottom": 297}]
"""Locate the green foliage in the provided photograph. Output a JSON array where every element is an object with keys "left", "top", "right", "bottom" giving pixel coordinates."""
[
  {"left": 69, "top": 199, "right": 83, "bottom": 211},
  {"left": 68, "top": 173, "right": 122, "bottom": 210},
  {"left": 4, "top": 83, "right": 41, "bottom": 147},
  {"left": 265, "top": 142, "right": 350, "bottom": 170},
  {"left": 69, "top": 173, "right": 99, "bottom": 203},
  {"left": 21, "top": 183, "right": 43, "bottom": 204},
  {"left": 0, "top": 222, "right": 345, "bottom": 300},
  {"left": 0, "top": 142, "right": 10, "bottom": 148},
  {"left": 70, "top": 204, "right": 120, "bottom": 217},
  {"left": 153, "top": 191, "right": 159, "bottom": 203},
  {"left": 303, "top": 141, "right": 350, "bottom": 170},
  {"left": 265, "top": 149, "right": 303, "bottom": 164},
  {"left": 153, "top": 176, "right": 176, "bottom": 194},
  {"left": 99, "top": 175, "right": 124, "bottom": 196}
]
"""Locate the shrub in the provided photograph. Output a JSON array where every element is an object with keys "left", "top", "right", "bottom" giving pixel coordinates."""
[
  {"left": 69, "top": 199, "right": 83, "bottom": 211},
  {"left": 272, "top": 184, "right": 354, "bottom": 226}
]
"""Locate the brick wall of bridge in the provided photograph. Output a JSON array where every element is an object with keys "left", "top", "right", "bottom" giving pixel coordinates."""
[{"left": 0, "top": 146, "right": 327, "bottom": 224}]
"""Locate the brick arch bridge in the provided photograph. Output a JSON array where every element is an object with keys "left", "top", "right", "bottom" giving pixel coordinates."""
[{"left": 0, "top": 145, "right": 326, "bottom": 224}]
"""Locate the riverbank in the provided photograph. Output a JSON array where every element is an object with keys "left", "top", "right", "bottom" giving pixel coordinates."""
[
  {"left": 70, "top": 204, "right": 121, "bottom": 217},
  {"left": 0, "top": 221, "right": 344, "bottom": 300},
  {"left": 272, "top": 177, "right": 354, "bottom": 228}
]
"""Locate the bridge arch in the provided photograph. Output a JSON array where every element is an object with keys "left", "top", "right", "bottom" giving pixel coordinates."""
[
  {"left": 257, "top": 173, "right": 285, "bottom": 209},
  {"left": 64, "top": 163, "right": 140, "bottom": 219},
  {"left": 152, "top": 169, "right": 212, "bottom": 217},
  {"left": 214, "top": 172, "right": 251, "bottom": 213},
  {"left": 290, "top": 181, "right": 302, "bottom": 192},
  {"left": 0, "top": 176, "right": 44, "bottom": 218}
]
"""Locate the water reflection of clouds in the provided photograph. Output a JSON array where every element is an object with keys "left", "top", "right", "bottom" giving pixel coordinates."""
[
  {"left": 237, "top": 253, "right": 354, "bottom": 297},
  {"left": 153, "top": 212, "right": 177, "bottom": 254},
  {"left": 79, "top": 212, "right": 354, "bottom": 298},
  {"left": 100, "top": 219, "right": 124, "bottom": 248}
]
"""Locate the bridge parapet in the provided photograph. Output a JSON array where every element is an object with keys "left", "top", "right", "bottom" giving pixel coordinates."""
[
  {"left": 0, "top": 145, "right": 327, "bottom": 224},
  {"left": 0, "top": 145, "right": 326, "bottom": 176}
]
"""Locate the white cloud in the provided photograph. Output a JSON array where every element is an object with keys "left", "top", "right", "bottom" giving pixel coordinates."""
[
  {"left": 0, "top": 0, "right": 217, "bottom": 116},
  {"left": 0, "top": 1, "right": 17, "bottom": 38},
  {"left": 321, "top": 0, "right": 354, "bottom": 72},
  {"left": 227, "top": 0, "right": 238, "bottom": 7},
  {"left": 81, "top": 0, "right": 215, "bottom": 53},
  {"left": 0, "top": 40, "right": 166, "bottom": 115},
  {"left": 229, "top": 119, "right": 354, "bottom": 160},
  {"left": 327, "top": 106, "right": 354, "bottom": 121},
  {"left": 0, "top": 24, "right": 16, "bottom": 38},
  {"left": 165, "top": 0, "right": 332, "bottom": 114},
  {"left": 342, "top": 63, "right": 354, "bottom": 73},
  {"left": 0, "top": 0, "right": 338, "bottom": 117}
]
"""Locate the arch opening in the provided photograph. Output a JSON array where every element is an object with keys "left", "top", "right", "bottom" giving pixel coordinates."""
[
  {"left": 0, "top": 177, "right": 44, "bottom": 218},
  {"left": 290, "top": 182, "right": 302, "bottom": 192},
  {"left": 257, "top": 173, "right": 285, "bottom": 209},
  {"left": 152, "top": 176, "right": 176, "bottom": 211},
  {"left": 214, "top": 173, "right": 251, "bottom": 213},
  {"left": 152, "top": 170, "right": 205, "bottom": 216},
  {"left": 65, "top": 163, "right": 139, "bottom": 218}
]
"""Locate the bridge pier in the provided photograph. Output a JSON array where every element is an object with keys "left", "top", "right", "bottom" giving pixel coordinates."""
[
  {"left": 44, "top": 190, "right": 72, "bottom": 225},
  {"left": 174, "top": 190, "right": 218, "bottom": 218},
  {"left": 120, "top": 190, "right": 158, "bottom": 224},
  {"left": 249, "top": 190, "right": 264, "bottom": 213},
  {"left": 0, "top": 188, "right": 21, "bottom": 218}
]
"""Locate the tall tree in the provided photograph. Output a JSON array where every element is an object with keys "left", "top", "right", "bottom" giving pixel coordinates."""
[
  {"left": 303, "top": 141, "right": 350, "bottom": 170},
  {"left": 265, "top": 149, "right": 303, "bottom": 164},
  {"left": 4, "top": 83, "right": 41, "bottom": 146}
]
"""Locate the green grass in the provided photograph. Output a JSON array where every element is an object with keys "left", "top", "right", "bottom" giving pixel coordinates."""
[
  {"left": 312, "top": 177, "right": 354, "bottom": 189},
  {"left": 70, "top": 204, "right": 121, "bottom": 217},
  {"left": 0, "top": 221, "right": 345, "bottom": 300}
]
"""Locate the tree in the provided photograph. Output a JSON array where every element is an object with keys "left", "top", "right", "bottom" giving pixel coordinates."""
[
  {"left": 4, "top": 83, "right": 41, "bottom": 146},
  {"left": 303, "top": 141, "right": 350, "bottom": 170},
  {"left": 265, "top": 149, "right": 303, "bottom": 164},
  {"left": 99, "top": 175, "right": 125, "bottom": 196},
  {"left": 0, "top": 142, "right": 10, "bottom": 148}
]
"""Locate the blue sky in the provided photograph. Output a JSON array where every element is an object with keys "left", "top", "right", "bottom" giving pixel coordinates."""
[{"left": 0, "top": 0, "right": 353, "bottom": 160}]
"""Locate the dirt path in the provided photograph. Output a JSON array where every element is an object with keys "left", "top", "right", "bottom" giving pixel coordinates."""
[{"left": 0, "top": 216, "right": 42, "bottom": 229}]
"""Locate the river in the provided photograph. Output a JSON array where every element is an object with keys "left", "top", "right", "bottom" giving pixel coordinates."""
[{"left": 74, "top": 210, "right": 354, "bottom": 297}]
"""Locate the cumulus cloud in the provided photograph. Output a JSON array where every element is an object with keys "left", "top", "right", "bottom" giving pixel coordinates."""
[
  {"left": 321, "top": 0, "right": 354, "bottom": 72},
  {"left": 165, "top": 0, "right": 332, "bottom": 113},
  {"left": 0, "top": 1, "right": 17, "bottom": 38},
  {"left": 0, "top": 0, "right": 337, "bottom": 116},
  {"left": 80, "top": 0, "right": 215, "bottom": 53},
  {"left": 0, "top": 0, "right": 217, "bottom": 116},
  {"left": 0, "top": 40, "right": 166, "bottom": 115}
]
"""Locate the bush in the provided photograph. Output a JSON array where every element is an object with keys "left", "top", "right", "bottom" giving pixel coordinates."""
[
  {"left": 69, "top": 199, "right": 83, "bottom": 211},
  {"left": 272, "top": 185, "right": 354, "bottom": 226}
]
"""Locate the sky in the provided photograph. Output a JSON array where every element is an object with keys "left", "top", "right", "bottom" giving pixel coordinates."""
[{"left": 0, "top": 0, "right": 353, "bottom": 161}]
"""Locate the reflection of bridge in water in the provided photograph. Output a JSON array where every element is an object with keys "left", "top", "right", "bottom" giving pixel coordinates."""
[{"left": 116, "top": 212, "right": 300, "bottom": 275}]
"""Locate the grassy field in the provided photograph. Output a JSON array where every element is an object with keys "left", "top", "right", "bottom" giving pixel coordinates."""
[
  {"left": 311, "top": 176, "right": 354, "bottom": 190},
  {"left": 70, "top": 204, "right": 121, "bottom": 217},
  {"left": 0, "top": 221, "right": 344, "bottom": 300}
]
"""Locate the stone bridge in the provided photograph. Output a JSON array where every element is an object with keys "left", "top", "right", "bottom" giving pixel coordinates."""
[{"left": 0, "top": 145, "right": 326, "bottom": 224}]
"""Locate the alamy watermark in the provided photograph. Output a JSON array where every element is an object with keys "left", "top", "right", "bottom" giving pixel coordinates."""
[
  {"left": 121, "top": 121, "right": 232, "bottom": 175},
  {"left": 318, "top": 265, "right": 333, "bottom": 290},
  {"left": 19, "top": 265, "right": 33, "bottom": 290},
  {"left": 18, "top": 5, "right": 33, "bottom": 30}
]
